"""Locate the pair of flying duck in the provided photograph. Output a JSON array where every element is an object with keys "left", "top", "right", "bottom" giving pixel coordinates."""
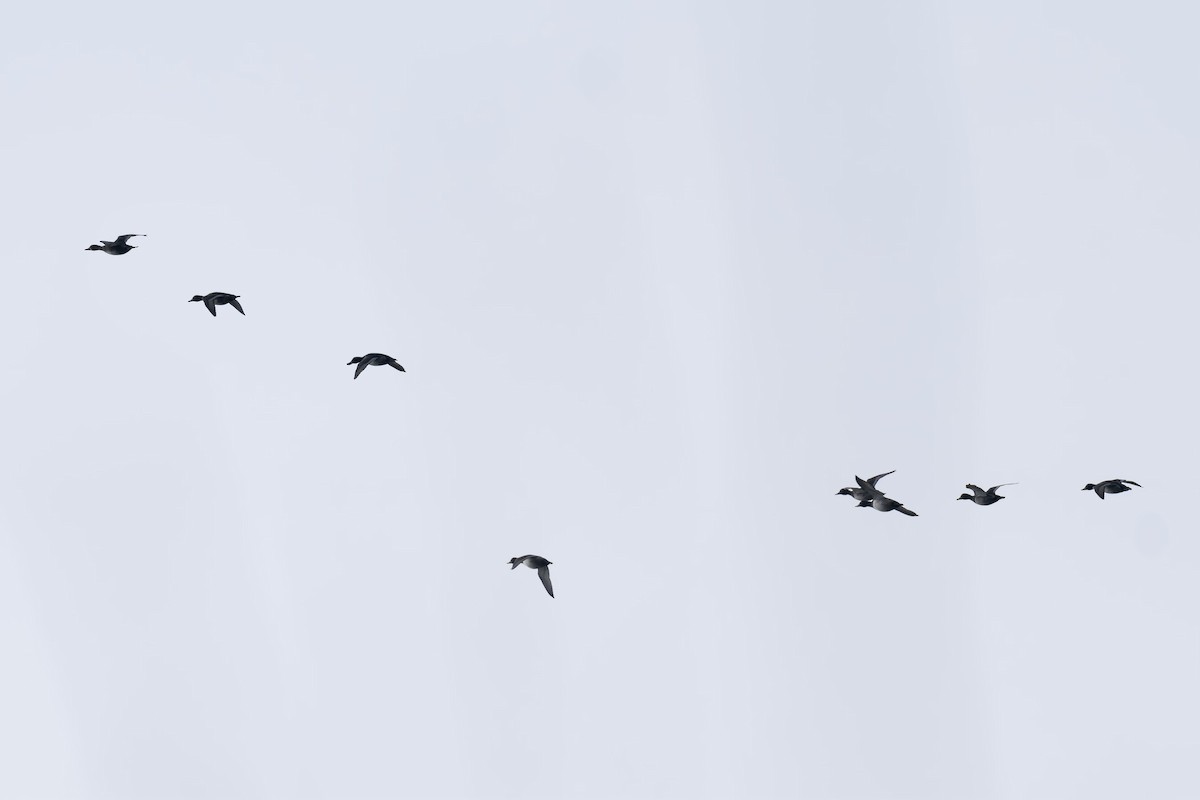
[
  {"left": 85, "top": 235, "right": 245, "bottom": 319},
  {"left": 185, "top": 296, "right": 406, "bottom": 379},
  {"left": 956, "top": 479, "right": 1140, "bottom": 503},
  {"left": 957, "top": 478, "right": 1139, "bottom": 502},
  {"left": 837, "top": 470, "right": 918, "bottom": 515},
  {"left": 185, "top": 295, "right": 405, "bottom": 379}
]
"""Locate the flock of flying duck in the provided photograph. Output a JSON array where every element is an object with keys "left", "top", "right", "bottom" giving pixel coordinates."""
[
  {"left": 837, "top": 470, "right": 1142, "bottom": 518},
  {"left": 87, "top": 233, "right": 1144, "bottom": 599},
  {"left": 87, "top": 232, "right": 555, "bottom": 597}
]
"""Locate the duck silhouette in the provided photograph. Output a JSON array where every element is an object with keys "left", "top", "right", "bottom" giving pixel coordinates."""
[
  {"left": 189, "top": 292, "right": 244, "bottom": 317},
  {"left": 86, "top": 234, "right": 144, "bottom": 255}
]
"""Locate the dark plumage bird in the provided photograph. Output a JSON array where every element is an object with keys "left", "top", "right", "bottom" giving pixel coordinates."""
[
  {"left": 1082, "top": 479, "right": 1141, "bottom": 499},
  {"left": 509, "top": 555, "right": 554, "bottom": 598},
  {"left": 836, "top": 469, "right": 895, "bottom": 504},
  {"left": 957, "top": 483, "right": 1017, "bottom": 505},
  {"left": 86, "top": 234, "right": 144, "bottom": 255},
  {"left": 866, "top": 495, "right": 918, "bottom": 516},
  {"left": 347, "top": 353, "right": 405, "bottom": 379},
  {"left": 854, "top": 475, "right": 918, "bottom": 516},
  {"left": 189, "top": 292, "right": 244, "bottom": 317}
]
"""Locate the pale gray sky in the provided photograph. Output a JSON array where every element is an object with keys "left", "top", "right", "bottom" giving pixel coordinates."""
[{"left": 2, "top": 1, "right": 1199, "bottom": 798}]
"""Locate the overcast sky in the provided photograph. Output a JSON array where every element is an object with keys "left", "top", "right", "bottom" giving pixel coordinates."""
[{"left": 2, "top": 1, "right": 1199, "bottom": 798}]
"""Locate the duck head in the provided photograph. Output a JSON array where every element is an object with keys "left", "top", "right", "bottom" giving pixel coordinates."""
[
  {"left": 1081, "top": 484, "right": 1096, "bottom": 491},
  {"left": 85, "top": 244, "right": 104, "bottom": 251},
  {"left": 956, "top": 493, "right": 973, "bottom": 500},
  {"left": 188, "top": 295, "right": 205, "bottom": 303},
  {"left": 346, "top": 356, "right": 362, "bottom": 365}
]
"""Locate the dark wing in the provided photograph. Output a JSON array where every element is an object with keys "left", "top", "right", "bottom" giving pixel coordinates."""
[
  {"left": 228, "top": 297, "right": 245, "bottom": 315},
  {"left": 114, "top": 234, "right": 143, "bottom": 244},
  {"left": 1118, "top": 480, "right": 1141, "bottom": 487},
  {"left": 866, "top": 470, "right": 895, "bottom": 487},
  {"left": 896, "top": 506, "right": 918, "bottom": 516},
  {"left": 389, "top": 360, "right": 405, "bottom": 372},
  {"left": 354, "top": 359, "right": 369, "bottom": 379},
  {"left": 987, "top": 483, "right": 1018, "bottom": 493},
  {"left": 537, "top": 566, "right": 554, "bottom": 598},
  {"left": 855, "top": 476, "right": 884, "bottom": 499},
  {"left": 965, "top": 484, "right": 985, "bottom": 497},
  {"left": 204, "top": 295, "right": 218, "bottom": 316}
]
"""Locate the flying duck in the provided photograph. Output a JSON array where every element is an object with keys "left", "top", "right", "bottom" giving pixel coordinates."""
[
  {"left": 509, "top": 555, "right": 554, "bottom": 598},
  {"left": 957, "top": 483, "right": 1017, "bottom": 505},
  {"left": 347, "top": 353, "right": 406, "bottom": 379},
  {"left": 86, "top": 234, "right": 144, "bottom": 255},
  {"left": 854, "top": 475, "right": 917, "bottom": 516},
  {"left": 189, "top": 292, "right": 244, "bottom": 317},
  {"left": 836, "top": 469, "right": 895, "bottom": 503},
  {"left": 1082, "top": 479, "right": 1141, "bottom": 499}
]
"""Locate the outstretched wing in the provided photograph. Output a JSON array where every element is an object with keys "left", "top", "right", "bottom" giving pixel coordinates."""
[
  {"left": 353, "top": 359, "right": 369, "bottom": 379},
  {"left": 114, "top": 234, "right": 143, "bottom": 245},
  {"left": 896, "top": 506, "right": 918, "bottom": 517},
  {"left": 965, "top": 484, "right": 985, "bottom": 497},
  {"left": 204, "top": 295, "right": 218, "bottom": 316},
  {"left": 537, "top": 566, "right": 554, "bottom": 598},
  {"left": 988, "top": 483, "right": 1018, "bottom": 493},
  {"left": 866, "top": 470, "right": 895, "bottom": 488},
  {"left": 855, "top": 476, "right": 884, "bottom": 499},
  {"left": 228, "top": 297, "right": 245, "bottom": 315},
  {"left": 389, "top": 360, "right": 405, "bottom": 372},
  {"left": 1118, "top": 480, "right": 1141, "bottom": 487}
]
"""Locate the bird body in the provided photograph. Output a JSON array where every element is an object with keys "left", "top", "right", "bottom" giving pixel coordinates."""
[
  {"left": 1083, "top": 479, "right": 1141, "bottom": 499},
  {"left": 190, "top": 292, "right": 244, "bottom": 316},
  {"left": 868, "top": 496, "right": 918, "bottom": 516},
  {"left": 347, "top": 353, "right": 406, "bottom": 379},
  {"left": 509, "top": 555, "right": 554, "bottom": 597},
  {"left": 86, "top": 234, "right": 144, "bottom": 255},
  {"left": 958, "top": 483, "right": 1017, "bottom": 505}
]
